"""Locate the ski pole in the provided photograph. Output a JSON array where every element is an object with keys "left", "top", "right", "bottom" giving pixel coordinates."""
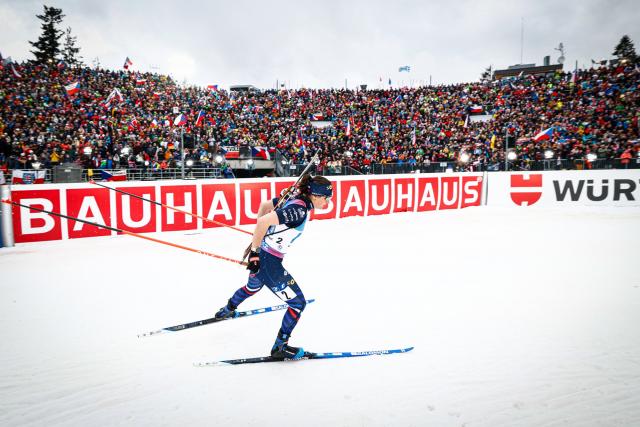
[
  {"left": 1, "top": 199, "right": 247, "bottom": 267},
  {"left": 89, "top": 180, "right": 252, "bottom": 235}
]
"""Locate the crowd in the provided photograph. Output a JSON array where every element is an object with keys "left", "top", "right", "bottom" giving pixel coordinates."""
[{"left": 1, "top": 60, "right": 639, "bottom": 177}]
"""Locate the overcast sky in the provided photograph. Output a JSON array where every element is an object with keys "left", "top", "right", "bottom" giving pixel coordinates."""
[{"left": 1, "top": 0, "right": 639, "bottom": 90}]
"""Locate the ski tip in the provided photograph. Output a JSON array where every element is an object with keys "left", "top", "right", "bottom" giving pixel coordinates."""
[
  {"left": 306, "top": 298, "right": 316, "bottom": 304},
  {"left": 193, "top": 361, "right": 228, "bottom": 367}
]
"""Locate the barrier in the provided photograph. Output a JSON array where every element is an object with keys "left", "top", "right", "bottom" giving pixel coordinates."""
[
  {"left": 6, "top": 169, "right": 639, "bottom": 245},
  {"left": 5, "top": 173, "right": 484, "bottom": 243},
  {"left": 487, "top": 170, "right": 640, "bottom": 207}
]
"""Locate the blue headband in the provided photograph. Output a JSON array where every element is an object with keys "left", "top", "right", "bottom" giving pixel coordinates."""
[{"left": 309, "top": 181, "right": 333, "bottom": 197}]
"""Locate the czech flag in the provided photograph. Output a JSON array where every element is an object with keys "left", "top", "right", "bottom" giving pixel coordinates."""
[
  {"left": 469, "top": 105, "right": 483, "bottom": 114},
  {"left": 533, "top": 127, "right": 554, "bottom": 142},
  {"left": 251, "top": 147, "right": 270, "bottom": 160},
  {"left": 65, "top": 81, "right": 80, "bottom": 96},
  {"left": 100, "top": 170, "right": 127, "bottom": 182},
  {"left": 123, "top": 57, "right": 133, "bottom": 69},
  {"left": 207, "top": 84, "right": 218, "bottom": 91},
  {"left": 195, "top": 110, "right": 205, "bottom": 127},
  {"left": 310, "top": 113, "right": 324, "bottom": 121},
  {"left": 173, "top": 114, "right": 187, "bottom": 126}
]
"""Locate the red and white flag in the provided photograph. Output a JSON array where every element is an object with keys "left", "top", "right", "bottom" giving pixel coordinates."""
[
  {"left": 12, "top": 170, "right": 45, "bottom": 184},
  {"left": 65, "top": 81, "right": 80, "bottom": 96}
]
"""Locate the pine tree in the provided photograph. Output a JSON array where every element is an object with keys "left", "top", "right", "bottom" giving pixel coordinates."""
[
  {"left": 612, "top": 35, "right": 638, "bottom": 64},
  {"left": 29, "top": 5, "right": 65, "bottom": 64},
  {"left": 62, "top": 27, "right": 82, "bottom": 66}
]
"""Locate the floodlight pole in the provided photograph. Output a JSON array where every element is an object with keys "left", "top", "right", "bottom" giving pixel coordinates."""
[{"left": 504, "top": 126, "right": 509, "bottom": 172}]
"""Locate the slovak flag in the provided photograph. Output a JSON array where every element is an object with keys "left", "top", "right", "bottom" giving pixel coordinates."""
[
  {"left": 533, "top": 127, "right": 554, "bottom": 142},
  {"left": 173, "top": 114, "right": 187, "bottom": 126},
  {"left": 123, "top": 57, "right": 133, "bottom": 69},
  {"left": 100, "top": 170, "right": 127, "bottom": 182},
  {"left": 195, "top": 110, "right": 205, "bottom": 127},
  {"left": 65, "top": 81, "right": 80, "bottom": 96}
]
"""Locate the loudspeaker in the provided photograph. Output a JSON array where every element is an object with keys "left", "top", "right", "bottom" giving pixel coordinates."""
[{"left": 53, "top": 164, "right": 83, "bottom": 183}]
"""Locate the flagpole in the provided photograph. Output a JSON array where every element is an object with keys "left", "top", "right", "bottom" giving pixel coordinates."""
[{"left": 181, "top": 127, "right": 185, "bottom": 179}]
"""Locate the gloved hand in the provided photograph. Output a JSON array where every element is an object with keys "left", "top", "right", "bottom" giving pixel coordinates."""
[{"left": 246, "top": 248, "right": 260, "bottom": 274}]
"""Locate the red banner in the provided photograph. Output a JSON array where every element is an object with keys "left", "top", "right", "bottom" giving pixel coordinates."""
[{"left": 9, "top": 174, "right": 484, "bottom": 243}]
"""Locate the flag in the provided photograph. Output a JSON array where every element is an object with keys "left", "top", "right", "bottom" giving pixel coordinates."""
[
  {"left": 135, "top": 78, "right": 147, "bottom": 85},
  {"left": 398, "top": 66, "right": 411, "bottom": 72},
  {"left": 131, "top": 117, "right": 139, "bottom": 128},
  {"left": 345, "top": 117, "right": 351, "bottom": 137},
  {"left": 173, "top": 114, "right": 187, "bottom": 126},
  {"left": 251, "top": 147, "right": 270, "bottom": 160},
  {"left": 195, "top": 110, "right": 205, "bottom": 127},
  {"left": 533, "top": 127, "right": 554, "bottom": 142},
  {"left": 469, "top": 105, "right": 483, "bottom": 114},
  {"left": 207, "top": 84, "right": 218, "bottom": 91},
  {"left": 105, "top": 88, "right": 123, "bottom": 106},
  {"left": 123, "top": 57, "right": 133, "bottom": 69},
  {"left": 10, "top": 64, "right": 21, "bottom": 78},
  {"left": 151, "top": 118, "right": 158, "bottom": 128},
  {"left": 100, "top": 170, "right": 127, "bottom": 182},
  {"left": 65, "top": 81, "right": 80, "bottom": 96},
  {"left": 57, "top": 60, "right": 66, "bottom": 70},
  {"left": 296, "top": 129, "right": 305, "bottom": 147},
  {"left": 11, "top": 170, "right": 45, "bottom": 184},
  {"left": 310, "top": 113, "right": 324, "bottom": 121}
]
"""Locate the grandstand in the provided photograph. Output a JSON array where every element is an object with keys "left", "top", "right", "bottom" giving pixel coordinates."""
[{"left": 1, "top": 60, "right": 638, "bottom": 183}]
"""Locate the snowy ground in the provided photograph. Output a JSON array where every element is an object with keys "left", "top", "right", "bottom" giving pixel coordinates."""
[{"left": 1, "top": 205, "right": 640, "bottom": 427}]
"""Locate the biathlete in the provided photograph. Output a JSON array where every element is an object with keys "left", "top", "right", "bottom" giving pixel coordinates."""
[{"left": 215, "top": 175, "right": 333, "bottom": 359}]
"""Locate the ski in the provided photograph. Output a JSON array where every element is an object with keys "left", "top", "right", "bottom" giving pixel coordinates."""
[
  {"left": 137, "top": 299, "right": 315, "bottom": 338},
  {"left": 194, "top": 346, "right": 414, "bottom": 366}
]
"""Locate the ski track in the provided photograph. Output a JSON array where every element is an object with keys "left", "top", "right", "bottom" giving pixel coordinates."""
[{"left": 1, "top": 206, "right": 640, "bottom": 426}]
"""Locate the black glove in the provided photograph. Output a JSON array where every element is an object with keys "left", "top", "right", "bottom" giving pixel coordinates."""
[{"left": 246, "top": 248, "right": 260, "bottom": 274}]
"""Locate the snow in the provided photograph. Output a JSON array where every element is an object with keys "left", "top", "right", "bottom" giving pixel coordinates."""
[{"left": 1, "top": 206, "right": 640, "bottom": 426}]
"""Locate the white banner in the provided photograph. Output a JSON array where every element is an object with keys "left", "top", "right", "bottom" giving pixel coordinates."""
[{"left": 486, "top": 170, "right": 640, "bottom": 207}]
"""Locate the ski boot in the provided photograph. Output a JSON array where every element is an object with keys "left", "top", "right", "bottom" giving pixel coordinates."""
[
  {"left": 270, "top": 329, "right": 305, "bottom": 360},
  {"left": 215, "top": 301, "right": 238, "bottom": 320}
]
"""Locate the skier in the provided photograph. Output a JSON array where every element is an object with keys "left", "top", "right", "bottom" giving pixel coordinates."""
[{"left": 214, "top": 174, "right": 333, "bottom": 359}]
